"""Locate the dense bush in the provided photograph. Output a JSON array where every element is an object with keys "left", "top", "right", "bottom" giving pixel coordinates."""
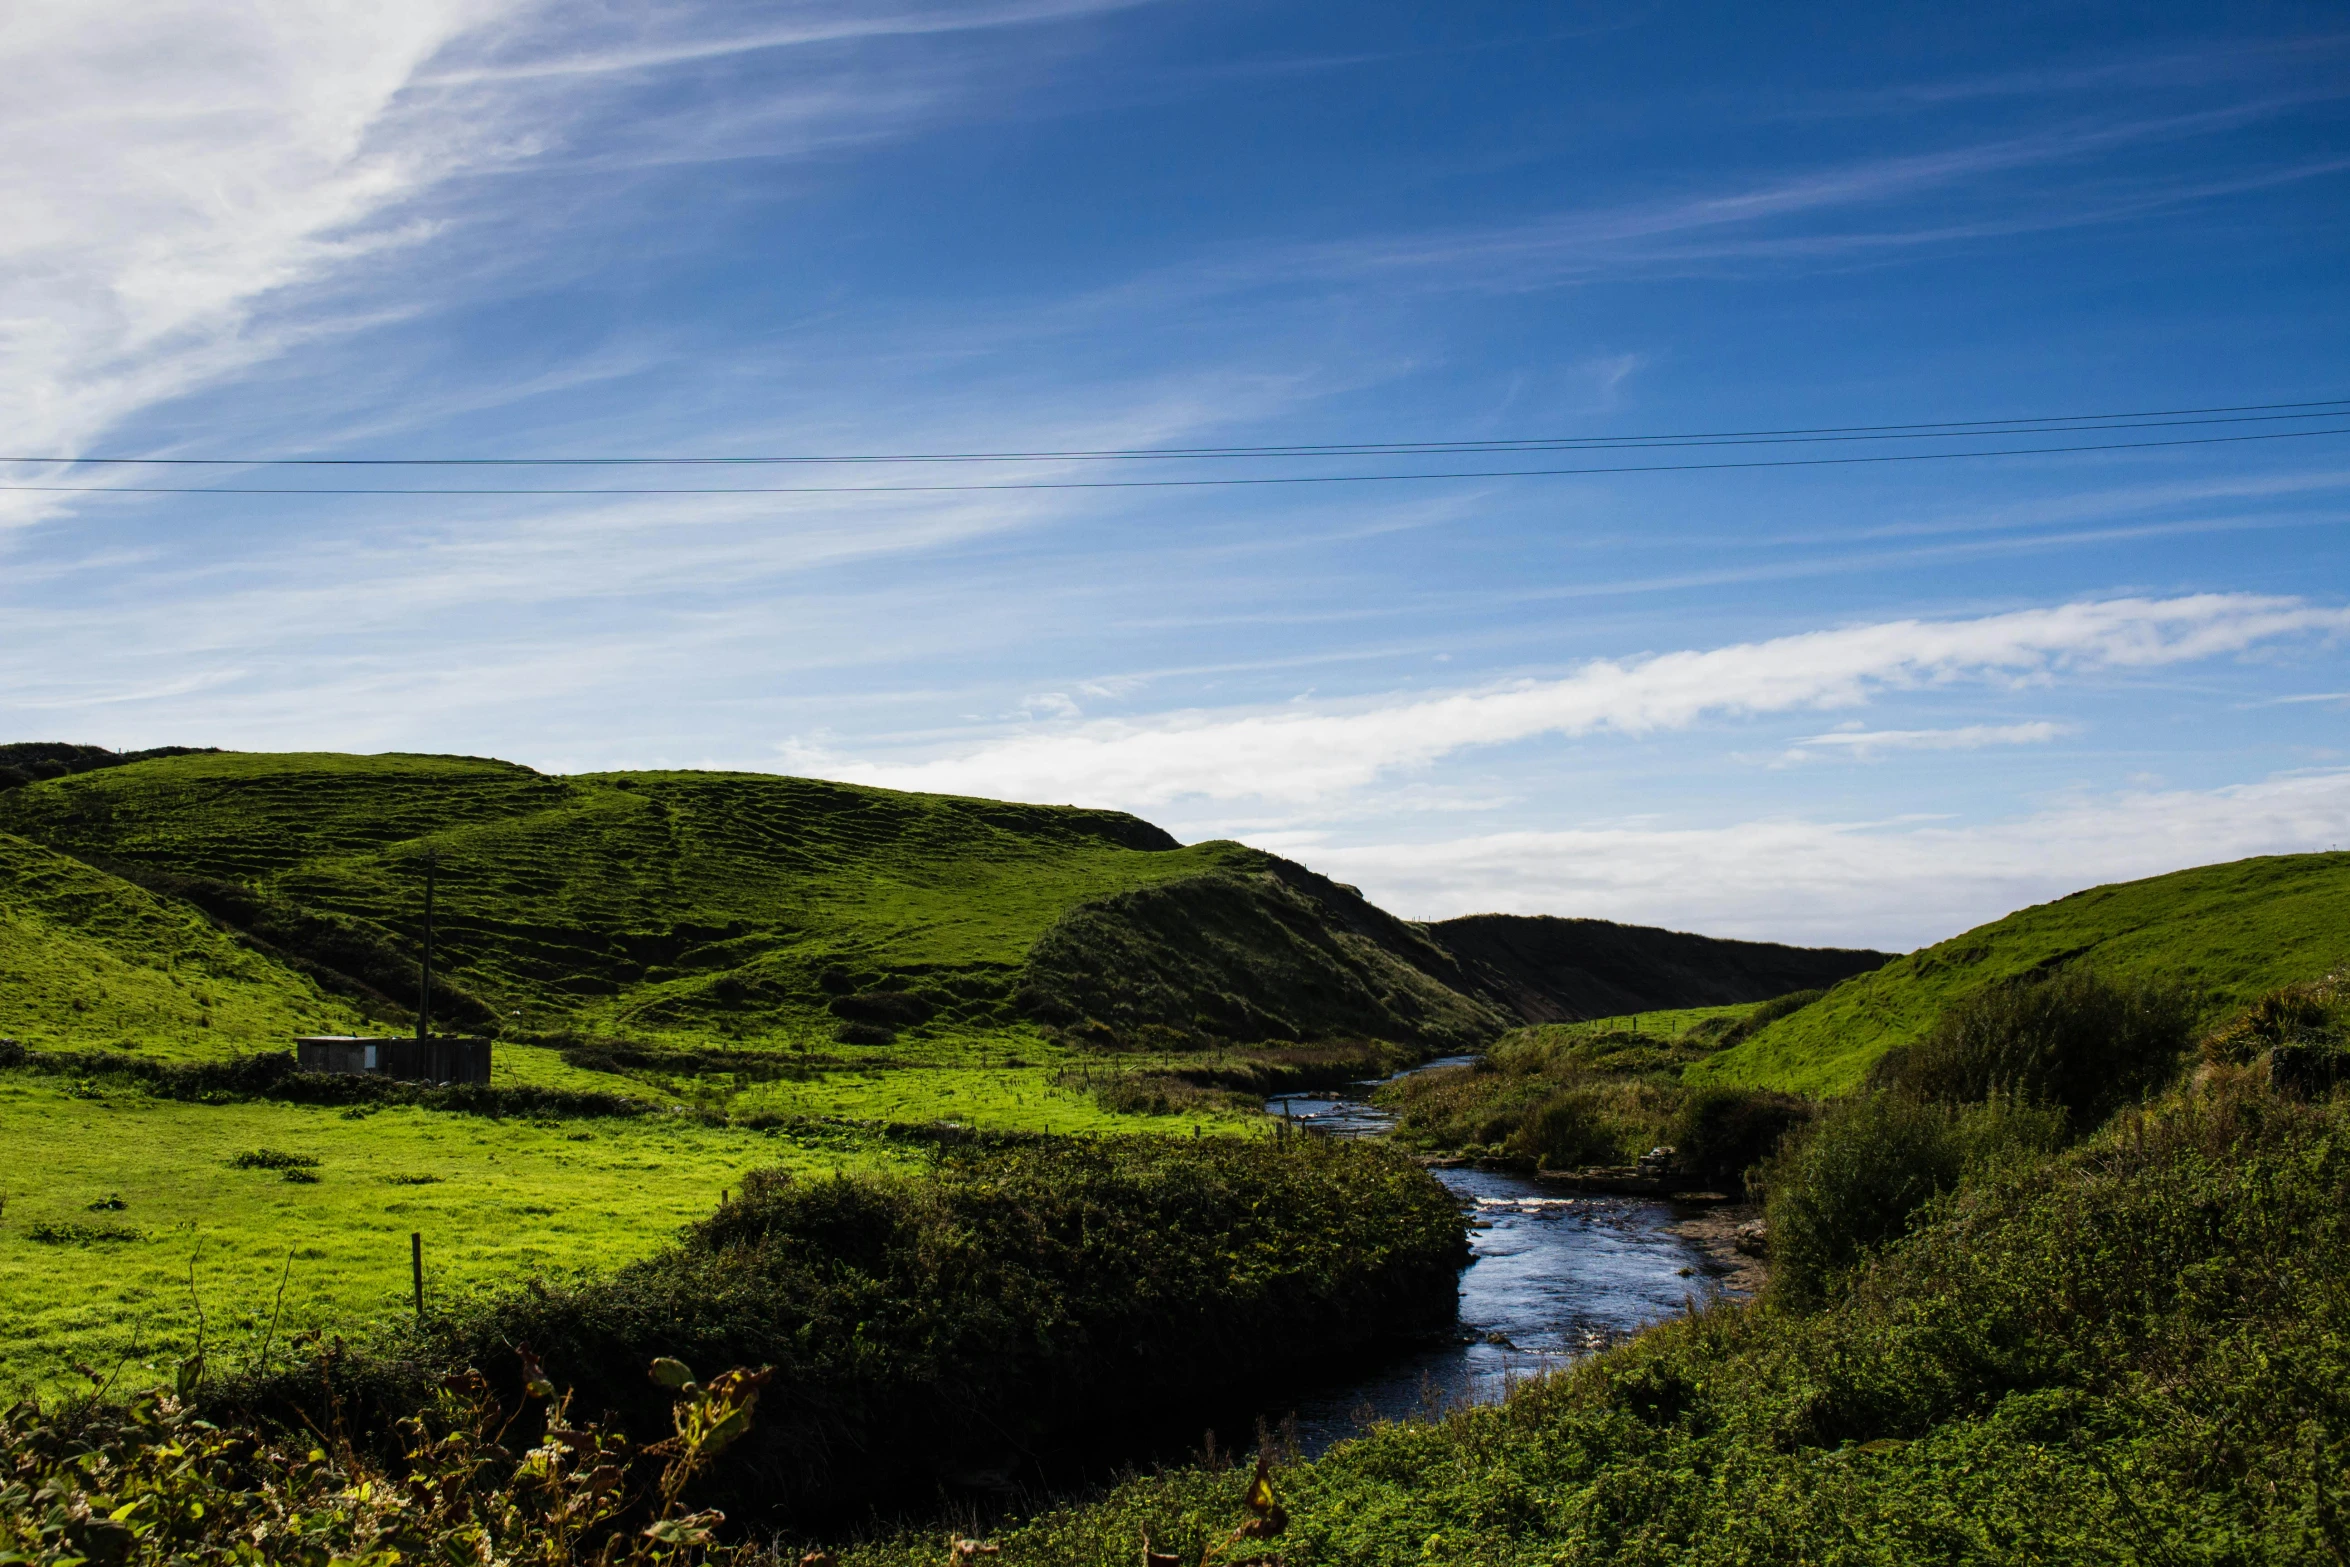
[
  {"left": 1383, "top": 997, "right": 1827, "bottom": 1168},
  {"left": 2203, "top": 974, "right": 2343, "bottom": 1063},
  {"left": 1876, "top": 967, "right": 2194, "bottom": 1123},
  {"left": 1505, "top": 1088, "right": 1627, "bottom": 1168},
  {"left": 1382, "top": 1053, "right": 1676, "bottom": 1165},
  {"left": 1664, "top": 1084, "right": 1811, "bottom": 1191},
  {"left": 1764, "top": 1090, "right": 2065, "bottom": 1305},
  {"left": 1382, "top": 1058, "right": 1545, "bottom": 1151},
  {"left": 225, "top": 1135, "right": 1466, "bottom": 1533}
]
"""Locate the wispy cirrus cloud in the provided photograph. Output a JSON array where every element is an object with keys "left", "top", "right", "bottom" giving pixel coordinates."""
[
  {"left": 1066, "top": 89, "right": 2350, "bottom": 317},
  {"left": 0, "top": 0, "right": 507, "bottom": 527},
  {"left": 809, "top": 594, "right": 2350, "bottom": 807},
  {"left": 1782, "top": 720, "right": 2071, "bottom": 761},
  {"left": 0, "top": 0, "right": 1152, "bottom": 532}
]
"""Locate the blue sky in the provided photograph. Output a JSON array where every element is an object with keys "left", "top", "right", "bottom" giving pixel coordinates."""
[{"left": 2, "top": 1, "right": 2346, "bottom": 948}]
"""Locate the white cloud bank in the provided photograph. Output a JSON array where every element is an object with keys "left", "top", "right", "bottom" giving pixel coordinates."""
[
  {"left": 813, "top": 594, "right": 2350, "bottom": 806},
  {"left": 1290, "top": 768, "right": 2350, "bottom": 952}
]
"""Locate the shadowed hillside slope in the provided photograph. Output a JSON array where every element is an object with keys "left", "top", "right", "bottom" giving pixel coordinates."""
[
  {"left": 1428, "top": 912, "right": 1888, "bottom": 1022},
  {"left": 1695, "top": 851, "right": 2350, "bottom": 1094},
  {"left": 0, "top": 831, "right": 364, "bottom": 1054},
  {"left": 1021, "top": 860, "right": 1511, "bottom": 1051}
]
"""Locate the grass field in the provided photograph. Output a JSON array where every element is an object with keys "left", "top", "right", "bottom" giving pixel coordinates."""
[
  {"left": 0, "top": 1027, "right": 1270, "bottom": 1396},
  {"left": 0, "top": 1074, "right": 901, "bottom": 1397},
  {"left": 1503, "top": 1002, "right": 1754, "bottom": 1045},
  {"left": 1693, "top": 851, "right": 2350, "bottom": 1093},
  {"left": 0, "top": 752, "right": 1401, "bottom": 1396}
]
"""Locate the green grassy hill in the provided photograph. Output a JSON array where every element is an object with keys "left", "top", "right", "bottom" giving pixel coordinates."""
[
  {"left": 0, "top": 751, "right": 1263, "bottom": 1049},
  {"left": 0, "top": 831, "right": 364, "bottom": 1055},
  {"left": 0, "top": 747, "right": 1907, "bottom": 1062},
  {"left": 1693, "top": 851, "right": 2350, "bottom": 1094}
]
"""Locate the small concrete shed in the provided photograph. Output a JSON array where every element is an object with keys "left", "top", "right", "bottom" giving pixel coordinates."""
[{"left": 293, "top": 1035, "right": 492, "bottom": 1085}]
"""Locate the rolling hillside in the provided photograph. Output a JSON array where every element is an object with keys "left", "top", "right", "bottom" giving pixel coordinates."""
[
  {"left": 0, "top": 751, "right": 1261, "bottom": 1047},
  {"left": 1694, "top": 851, "right": 2350, "bottom": 1094},
  {"left": 0, "top": 831, "right": 363, "bottom": 1054},
  {"left": 0, "top": 748, "right": 1888, "bottom": 1056},
  {"left": 1023, "top": 859, "right": 1512, "bottom": 1051}
]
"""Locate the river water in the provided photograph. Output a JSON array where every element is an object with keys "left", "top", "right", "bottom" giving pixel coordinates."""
[{"left": 1268, "top": 1068, "right": 1737, "bottom": 1455}]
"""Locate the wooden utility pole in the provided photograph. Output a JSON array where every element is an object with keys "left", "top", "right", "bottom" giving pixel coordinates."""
[{"left": 417, "top": 851, "right": 436, "bottom": 1042}]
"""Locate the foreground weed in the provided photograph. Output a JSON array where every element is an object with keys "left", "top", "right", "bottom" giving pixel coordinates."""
[
  {"left": 26, "top": 1220, "right": 141, "bottom": 1245},
  {"left": 226, "top": 1147, "right": 320, "bottom": 1170},
  {"left": 0, "top": 1347, "right": 775, "bottom": 1566}
]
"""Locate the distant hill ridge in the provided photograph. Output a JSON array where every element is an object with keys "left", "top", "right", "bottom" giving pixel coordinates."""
[
  {"left": 0, "top": 741, "right": 219, "bottom": 791},
  {"left": 1431, "top": 912, "right": 1888, "bottom": 1022},
  {"left": 0, "top": 746, "right": 1887, "bottom": 1055}
]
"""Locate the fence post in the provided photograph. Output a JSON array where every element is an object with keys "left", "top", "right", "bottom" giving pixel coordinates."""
[{"left": 411, "top": 1232, "right": 425, "bottom": 1322}]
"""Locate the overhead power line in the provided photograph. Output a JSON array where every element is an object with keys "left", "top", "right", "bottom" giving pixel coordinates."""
[
  {"left": 4, "top": 423, "right": 2347, "bottom": 496},
  {"left": 4, "top": 396, "right": 2346, "bottom": 469}
]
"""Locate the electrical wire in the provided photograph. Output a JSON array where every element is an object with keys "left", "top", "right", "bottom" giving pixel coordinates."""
[
  {"left": 3, "top": 423, "right": 2346, "bottom": 496},
  {"left": 3, "top": 396, "right": 2345, "bottom": 469}
]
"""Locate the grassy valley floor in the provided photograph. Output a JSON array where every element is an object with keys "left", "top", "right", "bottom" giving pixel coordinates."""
[
  {"left": 0, "top": 1027, "right": 1276, "bottom": 1395},
  {"left": 0, "top": 1077, "right": 905, "bottom": 1395}
]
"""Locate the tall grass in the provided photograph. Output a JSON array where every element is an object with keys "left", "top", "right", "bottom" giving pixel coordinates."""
[
  {"left": 1762, "top": 1091, "right": 2065, "bottom": 1305},
  {"left": 1875, "top": 967, "right": 2195, "bottom": 1123}
]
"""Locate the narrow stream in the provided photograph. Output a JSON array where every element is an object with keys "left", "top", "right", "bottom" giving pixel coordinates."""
[{"left": 1269, "top": 1065, "right": 1738, "bottom": 1455}]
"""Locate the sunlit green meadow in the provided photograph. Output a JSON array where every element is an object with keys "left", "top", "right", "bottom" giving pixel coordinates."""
[
  {"left": 0, "top": 1076, "right": 897, "bottom": 1396},
  {"left": 0, "top": 1029, "right": 1274, "bottom": 1394}
]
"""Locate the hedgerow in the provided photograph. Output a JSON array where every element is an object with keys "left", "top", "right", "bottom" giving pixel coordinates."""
[{"left": 203, "top": 1134, "right": 1466, "bottom": 1534}]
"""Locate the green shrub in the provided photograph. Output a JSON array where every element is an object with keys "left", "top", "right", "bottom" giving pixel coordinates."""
[
  {"left": 27, "top": 1220, "right": 142, "bottom": 1245},
  {"left": 1379, "top": 1060, "right": 1554, "bottom": 1151},
  {"left": 1498, "top": 1079, "right": 1677, "bottom": 1170},
  {"left": 1507, "top": 1089, "right": 1622, "bottom": 1168},
  {"left": 0, "top": 1355, "right": 765, "bottom": 1566},
  {"left": 1765, "top": 1091, "right": 2064, "bottom": 1306},
  {"left": 227, "top": 1147, "right": 319, "bottom": 1170},
  {"left": 1872, "top": 968, "right": 2194, "bottom": 1124},
  {"left": 1666, "top": 1085, "right": 1811, "bottom": 1191},
  {"left": 2203, "top": 976, "right": 2344, "bottom": 1065}
]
